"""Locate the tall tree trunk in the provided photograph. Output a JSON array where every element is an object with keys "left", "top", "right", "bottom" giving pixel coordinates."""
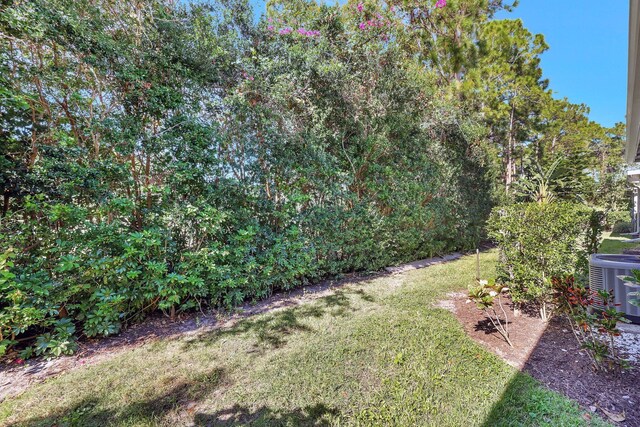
[
  {"left": 505, "top": 103, "right": 516, "bottom": 193},
  {"left": 145, "top": 153, "right": 152, "bottom": 210},
  {"left": 2, "top": 193, "right": 9, "bottom": 217},
  {"left": 130, "top": 154, "right": 142, "bottom": 229}
]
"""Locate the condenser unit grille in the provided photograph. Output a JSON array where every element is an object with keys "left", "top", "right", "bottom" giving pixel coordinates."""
[
  {"left": 589, "top": 265, "right": 605, "bottom": 309},
  {"left": 588, "top": 254, "right": 640, "bottom": 322}
]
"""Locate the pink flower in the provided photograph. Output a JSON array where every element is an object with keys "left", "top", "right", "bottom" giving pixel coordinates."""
[
  {"left": 294, "top": 28, "right": 321, "bottom": 37},
  {"left": 435, "top": 0, "right": 446, "bottom": 8},
  {"left": 267, "top": 25, "right": 274, "bottom": 31},
  {"left": 279, "top": 27, "right": 292, "bottom": 35},
  {"left": 359, "top": 22, "right": 367, "bottom": 30},
  {"left": 15, "top": 358, "right": 24, "bottom": 365},
  {"left": 357, "top": 2, "right": 364, "bottom": 12}
]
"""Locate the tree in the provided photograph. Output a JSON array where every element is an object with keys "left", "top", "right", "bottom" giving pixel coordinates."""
[
  {"left": 463, "top": 18, "right": 549, "bottom": 193},
  {"left": 387, "top": 0, "right": 518, "bottom": 84}
]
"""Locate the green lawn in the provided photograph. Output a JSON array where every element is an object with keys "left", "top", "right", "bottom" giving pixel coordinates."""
[
  {"left": 0, "top": 251, "right": 607, "bottom": 426},
  {"left": 599, "top": 231, "right": 640, "bottom": 254}
]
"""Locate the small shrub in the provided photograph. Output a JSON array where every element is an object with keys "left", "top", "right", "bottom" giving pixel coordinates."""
[
  {"left": 607, "top": 210, "right": 630, "bottom": 230},
  {"left": 487, "top": 202, "right": 591, "bottom": 320},
  {"left": 576, "top": 209, "right": 605, "bottom": 280},
  {"left": 584, "top": 209, "right": 606, "bottom": 254},
  {"left": 468, "top": 279, "right": 512, "bottom": 346},
  {"left": 552, "top": 275, "right": 629, "bottom": 371},
  {"left": 612, "top": 221, "right": 632, "bottom": 234}
]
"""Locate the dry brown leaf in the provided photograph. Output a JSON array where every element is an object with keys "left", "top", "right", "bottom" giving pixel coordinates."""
[{"left": 597, "top": 404, "right": 626, "bottom": 423}]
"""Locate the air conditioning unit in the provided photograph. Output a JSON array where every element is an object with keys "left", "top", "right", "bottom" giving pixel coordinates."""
[{"left": 589, "top": 254, "right": 640, "bottom": 324}]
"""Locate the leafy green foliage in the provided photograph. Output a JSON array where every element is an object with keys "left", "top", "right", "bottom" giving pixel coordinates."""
[
  {"left": 468, "top": 278, "right": 512, "bottom": 346},
  {"left": 0, "top": 0, "right": 496, "bottom": 357},
  {"left": 612, "top": 221, "right": 633, "bottom": 234},
  {"left": 575, "top": 208, "right": 606, "bottom": 280},
  {"left": 619, "top": 270, "right": 640, "bottom": 308},
  {"left": 607, "top": 210, "right": 630, "bottom": 229},
  {"left": 487, "top": 202, "right": 591, "bottom": 318},
  {"left": 552, "top": 275, "right": 629, "bottom": 371},
  {"left": 0, "top": 0, "right": 627, "bottom": 359},
  {"left": 0, "top": 252, "right": 608, "bottom": 427},
  {"left": 584, "top": 209, "right": 606, "bottom": 255},
  {"left": 513, "top": 160, "right": 562, "bottom": 204}
]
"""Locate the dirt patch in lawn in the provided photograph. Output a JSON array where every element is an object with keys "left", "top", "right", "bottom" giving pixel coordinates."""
[
  {"left": 440, "top": 292, "right": 640, "bottom": 426},
  {"left": 438, "top": 293, "right": 548, "bottom": 370}
]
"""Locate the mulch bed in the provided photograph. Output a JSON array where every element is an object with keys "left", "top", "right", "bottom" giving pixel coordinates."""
[{"left": 445, "top": 293, "right": 640, "bottom": 426}]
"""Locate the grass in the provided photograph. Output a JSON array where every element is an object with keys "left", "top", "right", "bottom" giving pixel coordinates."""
[
  {"left": 599, "top": 231, "right": 640, "bottom": 254},
  {"left": 0, "top": 251, "right": 608, "bottom": 426}
]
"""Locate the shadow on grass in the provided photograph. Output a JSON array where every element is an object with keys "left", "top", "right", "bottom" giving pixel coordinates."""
[
  {"left": 478, "top": 314, "right": 637, "bottom": 426},
  {"left": 477, "top": 317, "right": 589, "bottom": 426},
  {"left": 10, "top": 367, "right": 339, "bottom": 426},
  {"left": 185, "top": 289, "right": 375, "bottom": 350},
  {"left": 194, "top": 403, "right": 339, "bottom": 426},
  {"left": 480, "top": 372, "right": 562, "bottom": 426},
  {"left": 9, "top": 368, "right": 226, "bottom": 427}
]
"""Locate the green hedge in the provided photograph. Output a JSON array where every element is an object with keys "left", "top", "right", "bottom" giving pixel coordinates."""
[
  {"left": 487, "top": 203, "right": 591, "bottom": 314},
  {"left": 0, "top": 0, "right": 496, "bottom": 358},
  {"left": 607, "top": 210, "right": 631, "bottom": 231},
  {"left": 612, "top": 221, "right": 633, "bottom": 234}
]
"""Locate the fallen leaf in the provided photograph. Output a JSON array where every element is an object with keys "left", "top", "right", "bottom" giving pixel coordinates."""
[
  {"left": 597, "top": 404, "right": 626, "bottom": 423},
  {"left": 186, "top": 401, "right": 198, "bottom": 414}
]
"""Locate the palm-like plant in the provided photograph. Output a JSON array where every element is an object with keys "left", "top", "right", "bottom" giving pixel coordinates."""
[{"left": 514, "top": 158, "right": 577, "bottom": 204}]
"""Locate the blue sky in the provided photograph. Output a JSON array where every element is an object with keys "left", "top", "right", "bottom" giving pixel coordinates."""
[
  {"left": 496, "top": 0, "right": 628, "bottom": 128},
  {"left": 250, "top": 0, "right": 628, "bottom": 128}
]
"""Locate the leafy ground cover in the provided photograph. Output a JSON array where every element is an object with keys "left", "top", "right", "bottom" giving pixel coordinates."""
[{"left": 0, "top": 252, "right": 606, "bottom": 426}]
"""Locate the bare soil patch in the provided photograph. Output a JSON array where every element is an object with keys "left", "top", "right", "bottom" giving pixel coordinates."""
[{"left": 441, "top": 292, "right": 640, "bottom": 426}]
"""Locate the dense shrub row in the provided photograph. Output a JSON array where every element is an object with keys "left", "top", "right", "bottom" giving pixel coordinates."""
[{"left": 0, "top": 0, "right": 496, "bottom": 357}]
